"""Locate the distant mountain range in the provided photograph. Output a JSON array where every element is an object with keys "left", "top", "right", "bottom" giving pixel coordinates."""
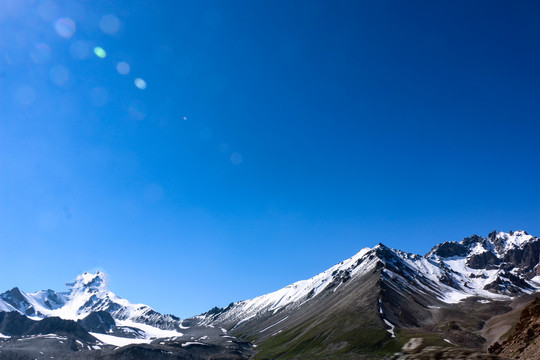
[{"left": 1, "top": 230, "right": 540, "bottom": 359}]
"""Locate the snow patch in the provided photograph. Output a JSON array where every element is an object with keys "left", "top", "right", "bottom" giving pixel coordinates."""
[
  {"left": 382, "top": 319, "right": 395, "bottom": 338},
  {"left": 259, "top": 316, "right": 289, "bottom": 333},
  {"left": 90, "top": 332, "right": 151, "bottom": 347},
  {"left": 181, "top": 341, "right": 207, "bottom": 347}
]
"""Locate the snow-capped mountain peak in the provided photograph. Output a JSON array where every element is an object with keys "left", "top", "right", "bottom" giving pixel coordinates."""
[
  {"left": 66, "top": 271, "right": 108, "bottom": 296},
  {"left": 195, "top": 231, "right": 540, "bottom": 331},
  {"left": 489, "top": 230, "right": 535, "bottom": 254},
  {"left": 0, "top": 271, "right": 185, "bottom": 342}
]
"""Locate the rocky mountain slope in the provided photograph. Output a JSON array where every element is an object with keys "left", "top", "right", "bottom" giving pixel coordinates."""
[
  {"left": 190, "top": 230, "right": 540, "bottom": 358},
  {"left": 0, "top": 272, "right": 252, "bottom": 359},
  {"left": 1, "top": 230, "right": 540, "bottom": 359},
  {"left": 0, "top": 271, "right": 183, "bottom": 334},
  {"left": 489, "top": 297, "right": 540, "bottom": 359}
]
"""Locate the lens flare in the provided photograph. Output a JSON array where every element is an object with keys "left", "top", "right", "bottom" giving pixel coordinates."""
[
  {"left": 100, "top": 14, "right": 120, "bottom": 35},
  {"left": 38, "top": 1, "right": 59, "bottom": 21},
  {"left": 116, "top": 61, "right": 130, "bottom": 75},
  {"left": 54, "top": 18, "right": 76, "bottom": 38},
  {"left": 30, "top": 44, "right": 52, "bottom": 64},
  {"left": 231, "top": 152, "right": 243, "bottom": 165},
  {"left": 134, "top": 78, "right": 147, "bottom": 90},
  {"left": 128, "top": 101, "right": 147, "bottom": 120},
  {"left": 93, "top": 47, "right": 107, "bottom": 58}
]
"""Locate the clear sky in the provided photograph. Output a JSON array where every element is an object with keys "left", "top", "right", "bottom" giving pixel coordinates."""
[{"left": 1, "top": 0, "right": 539, "bottom": 318}]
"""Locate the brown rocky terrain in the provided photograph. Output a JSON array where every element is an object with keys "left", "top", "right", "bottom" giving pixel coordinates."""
[
  {"left": 489, "top": 297, "right": 540, "bottom": 359},
  {"left": 386, "top": 338, "right": 509, "bottom": 360}
]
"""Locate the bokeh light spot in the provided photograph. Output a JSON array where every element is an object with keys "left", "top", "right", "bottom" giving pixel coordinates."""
[
  {"left": 100, "top": 14, "right": 120, "bottom": 35},
  {"left": 231, "top": 152, "right": 243, "bottom": 165},
  {"left": 128, "top": 101, "right": 147, "bottom": 120},
  {"left": 116, "top": 61, "right": 130, "bottom": 75},
  {"left": 70, "top": 41, "right": 90, "bottom": 60},
  {"left": 30, "top": 44, "right": 52, "bottom": 64},
  {"left": 14, "top": 86, "right": 36, "bottom": 106},
  {"left": 54, "top": 18, "right": 76, "bottom": 38},
  {"left": 134, "top": 78, "right": 147, "bottom": 90},
  {"left": 93, "top": 47, "right": 106, "bottom": 58},
  {"left": 38, "top": 1, "right": 59, "bottom": 21},
  {"left": 49, "top": 65, "right": 70, "bottom": 86},
  {"left": 183, "top": 116, "right": 187, "bottom": 120}
]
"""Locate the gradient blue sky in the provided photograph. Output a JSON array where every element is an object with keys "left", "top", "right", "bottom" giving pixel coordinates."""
[{"left": 1, "top": 0, "right": 539, "bottom": 318}]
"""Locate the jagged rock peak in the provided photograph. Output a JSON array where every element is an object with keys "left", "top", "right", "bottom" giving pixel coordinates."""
[
  {"left": 426, "top": 230, "right": 537, "bottom": 259},
  {"left": 489, "top": 230, "right": 535, "bottom": 253},
  {"left": 65, "top": 271, "right": 108, "bottom": 294}
]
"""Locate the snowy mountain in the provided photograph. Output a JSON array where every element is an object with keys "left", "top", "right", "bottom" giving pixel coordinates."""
[
  {"left": 1, "top": 230, "right": 539, "bottom": 359},
  {"left": 189, "top": 230, "right": 540, "bottom": 358},
  {"left": 0, "top": 272, "right": 253, "bottom": 359},
  {"left": 195, "top": 231, "right": 540, "bottom": 327},
  {"left": 0, "top": 271, "right": 185, "bottom": 342}
]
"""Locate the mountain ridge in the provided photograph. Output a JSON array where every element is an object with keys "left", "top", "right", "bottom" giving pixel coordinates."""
[
  {"left": 194, "top": 230, "right": 540, "bottom": 329},
  {"left": 182, "top": 230, "right": 540, "bottom": 358},
  {"left": 1, "top": 229, "right": 539, "bottom": 359}
]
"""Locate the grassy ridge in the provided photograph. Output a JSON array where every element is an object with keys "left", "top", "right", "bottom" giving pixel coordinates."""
[{"left": 253, "top": 318, "right": 453, "bottom": 360}]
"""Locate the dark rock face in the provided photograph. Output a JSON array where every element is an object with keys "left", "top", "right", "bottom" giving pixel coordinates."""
[
  {"left": 42, "top": 289, "right": 66, "bottom": 310},
  {"left": 429, "top": 241, "right": 468, "bottom": 258},
  {"left": 0, "top": 312, "right": 255, "bottom": 360},
  {"left": 98, "top": 341, "right": 253, "bottom": 360},
  {"left": 0, "top": 311, "right": 34, "bottom": 335},
  {"left": 0, "top": 287, "right": 36, "bottom": 315},
  {"left": 502, "top": 241, "right": 540, "bottom": 276},
  {"left": 483, "top": 272, "right": 534, "bottom": 296},
  {"left": 462, "top": 235, "right": 487, "bottom": 249},
  {"left": 78, "top": 311, "right": 115, "bottom": 333},
  {"left": 467, "top": 251, "right": 500, "bottom": 269},
  {"left": 426, "top": 231, "right": 540, "bottom": 297},
  {"left": 2, "top": 230, "right": 540, "bottom": 360},
  {"left": 489, "top": 297, "right": 540, "bottom": 359},
  {"left": 0, "top": 311, "right": 95, "bottom": 342}
]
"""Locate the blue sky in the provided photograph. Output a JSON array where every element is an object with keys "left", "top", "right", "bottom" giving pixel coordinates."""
[{"left": 1, "top": 0, "right": 539, "bottom": 318}]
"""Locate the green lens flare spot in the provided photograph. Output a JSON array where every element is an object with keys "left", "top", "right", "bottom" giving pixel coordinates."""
[{"left": 93, "top": 47, "right": 107, "bottom": 58}]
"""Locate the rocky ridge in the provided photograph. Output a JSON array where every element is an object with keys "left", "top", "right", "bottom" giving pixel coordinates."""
[{"left": 489, "top": 297, "right": 540, "bottom": 359}]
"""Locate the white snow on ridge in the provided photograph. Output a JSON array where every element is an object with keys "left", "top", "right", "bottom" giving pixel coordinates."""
[
  {"left": 396, "top": 247, "right": 521, "bottom": 303},
  {"left": 382, "top": 319, "right": 395, "bottom": 338},
  {"left": 395, "top": 231, "right": 540, "bottom": 303},
  {"left": 0, "top": 299, "right": 16, "bottom": 313},
  {"left": 200, "top": 232, "right": 540, "bottom": 329},
  {"left": 1, "top": 271, "right": 184, "bottom": 342},
  {"left": 494, "top": 231, "right": 534, "bottom": 252},
  {"left": 259, "top": 316, "right": 289, "bottom": 333},
  {"left": 90, "top": 332, "right": 152, "bottom": 347},
  {"left": 182, "top": 341, "right": 207, "bottom": 347},
  {"left": 115, "top": 319, "right": 183, "bottom": 339},
  {"left": 199, "top": 248, "right": 377, "bottom": 326}
]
